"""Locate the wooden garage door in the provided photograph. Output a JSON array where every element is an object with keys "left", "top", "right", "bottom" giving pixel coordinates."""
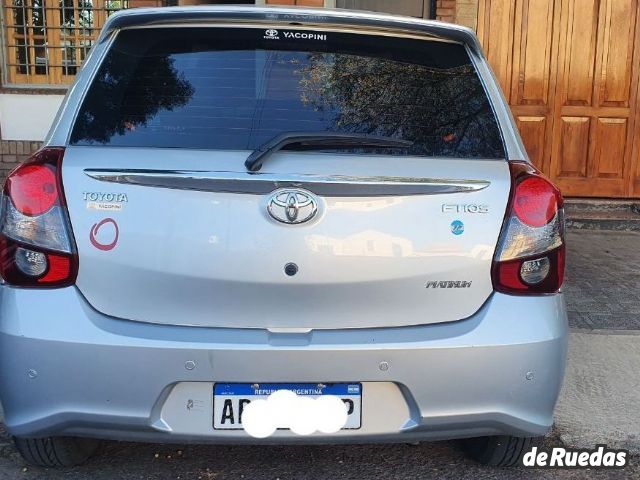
[{"left": 477, "top": 0, "right": 640, "bottom": 198}]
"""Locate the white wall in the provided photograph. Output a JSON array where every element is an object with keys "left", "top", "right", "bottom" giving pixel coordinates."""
[{"left": 0, "top": 94, "right": 65, "bottom": 141}]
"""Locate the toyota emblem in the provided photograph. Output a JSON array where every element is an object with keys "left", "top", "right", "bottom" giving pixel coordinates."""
[{"left": 267, "top": 188, "right": 318, "bottom": 225}]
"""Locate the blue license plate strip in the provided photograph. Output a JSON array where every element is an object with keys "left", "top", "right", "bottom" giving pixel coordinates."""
[
  {"left": 214, "top": 383, "right": 361, "bottom": 396},
  {"left": 213, "top": 382, "right": 362, "bottom": 430}
]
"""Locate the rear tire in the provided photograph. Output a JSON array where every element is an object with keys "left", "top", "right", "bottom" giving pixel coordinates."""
[
  {"left": 461, "top": 435, "right": 539, "bottom": 467},
  {"left": 13, "top": 436, "right": 100, "bottom": 467}
]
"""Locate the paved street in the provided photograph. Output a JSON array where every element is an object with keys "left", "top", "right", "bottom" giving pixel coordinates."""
[
  {"left": 0, "top": 229, "right": 638, "bottom": 478},
  {"left": 0, "top": 433, "right": 637, "bottom": 479},
  {"left": 565, "top": 230, "right": 640, "bottom": 330}
]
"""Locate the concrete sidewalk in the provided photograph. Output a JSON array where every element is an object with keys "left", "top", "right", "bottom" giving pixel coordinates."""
[
  {"left": 555, "top": 331, "right": 640, "bottom": 453},
  {"left": 553, "top": 230, "right": 640, "bottom": 453}
]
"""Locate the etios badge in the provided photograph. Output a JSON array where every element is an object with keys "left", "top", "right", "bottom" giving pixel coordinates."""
[{"left": 267, "top": 189, "right": 318, "bottom": 225}]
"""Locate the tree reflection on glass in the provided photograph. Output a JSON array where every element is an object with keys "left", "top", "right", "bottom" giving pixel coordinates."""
[
  {"left": 296, "top": 54, "right": 504, "bottom": 158},
  {"left": 71, "top": 53, "right": 194, "bottom": 144}
]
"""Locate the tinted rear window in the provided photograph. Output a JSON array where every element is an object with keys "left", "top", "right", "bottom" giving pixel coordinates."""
[{"left": 70, "top": 27, "right": 505, "bottom": 158}]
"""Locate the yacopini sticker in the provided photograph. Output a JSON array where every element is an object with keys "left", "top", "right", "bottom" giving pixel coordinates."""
[
  {"left": 89, "top": 218, "right": 119, "bottom": 251},
  {"left": 86, "top": 201, "right": 123, "bottom": 212}
]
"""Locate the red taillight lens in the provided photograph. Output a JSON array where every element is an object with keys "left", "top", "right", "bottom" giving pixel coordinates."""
[
  {"left": 513, "top": 176, "right": 560, "bottom": 227},
  {"left": 0, "top": 148, "right": 77, "bottom": 288},
  {"left": 39, "top": 253, "right": 74, "bottom": 283},
  {"left": 492, "top": 162, "right": 565, "bottom": 295},
  {"left": 7, "top": 163, "right": 59, "bottom": 216}
]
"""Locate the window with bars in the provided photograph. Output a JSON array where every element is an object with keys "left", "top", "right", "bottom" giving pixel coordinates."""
[{"left": 2, "top": 0, "right": 162, "bottom": 86}]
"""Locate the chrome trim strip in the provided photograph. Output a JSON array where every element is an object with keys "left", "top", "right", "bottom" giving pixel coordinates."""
[{"left": 84, "top": 169, "right": 490, "bottom": 196}]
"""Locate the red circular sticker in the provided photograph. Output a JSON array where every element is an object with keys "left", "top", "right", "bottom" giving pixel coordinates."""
[{"left": 89, "top": 218, "right": 119, "bottom": 251}]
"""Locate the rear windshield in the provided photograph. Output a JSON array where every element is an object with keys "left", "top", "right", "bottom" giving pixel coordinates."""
[{"left": 70, "top": 27, "right": 505, "bottom": 158}]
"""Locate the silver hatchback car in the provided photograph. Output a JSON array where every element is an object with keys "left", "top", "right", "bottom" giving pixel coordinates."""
[{"left": 0, "top": 6, "right": 567, "bottom": 468}]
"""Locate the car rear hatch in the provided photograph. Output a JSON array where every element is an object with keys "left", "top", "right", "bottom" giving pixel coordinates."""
[{"left": 61, "top": 24, "right": 512, "bottom": 330}]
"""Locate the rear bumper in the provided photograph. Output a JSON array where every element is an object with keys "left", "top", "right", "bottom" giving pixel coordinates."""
[{"left": 0, "top": 286, "right": 567, "bottom": 443}]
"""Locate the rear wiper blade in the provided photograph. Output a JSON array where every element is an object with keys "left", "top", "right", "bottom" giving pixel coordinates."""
[{"left": 244, "top": 132, "right": 414, "bottom": 172}]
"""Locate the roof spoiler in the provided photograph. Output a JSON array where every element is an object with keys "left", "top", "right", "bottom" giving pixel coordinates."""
[{"left": 97, "top": 6, "right": 483, "bottom": 57}]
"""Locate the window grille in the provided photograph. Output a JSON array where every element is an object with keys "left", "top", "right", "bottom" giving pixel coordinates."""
[{"left": 2, "top": 0, "right": 163, "bottom": 85}]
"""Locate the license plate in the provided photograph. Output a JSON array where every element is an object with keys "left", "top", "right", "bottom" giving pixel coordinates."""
[{"left": 213, "top": 383, "right": 362, "bottom": 430}]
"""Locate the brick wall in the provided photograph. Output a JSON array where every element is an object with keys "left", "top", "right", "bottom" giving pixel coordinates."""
[
  {"left": 0, "top": 141, "right": 42, "bottom": 182},
  {"left": 436, "top": 0, "right": 456, "bottom": 22},
  {"left": 436, "top": 0, "right": 479, "bottom": 29}
]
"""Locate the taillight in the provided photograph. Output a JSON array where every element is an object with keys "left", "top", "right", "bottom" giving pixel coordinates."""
[
  {"left": 0, "top": 148, "right": 78, "bottom": 287},
  {"left": 492, "top": 162, "right": 565, "bottom": 295}
]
